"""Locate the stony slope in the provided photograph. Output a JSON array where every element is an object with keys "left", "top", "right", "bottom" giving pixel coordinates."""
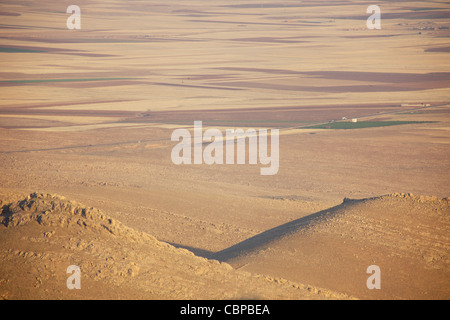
[{"left": 0, "top": 192, "right": 350, "bottom": 300}]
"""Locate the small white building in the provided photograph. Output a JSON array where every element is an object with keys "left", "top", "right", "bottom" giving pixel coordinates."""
[{"left": 352, "top": 118, "right": 358, "bottom": 123}]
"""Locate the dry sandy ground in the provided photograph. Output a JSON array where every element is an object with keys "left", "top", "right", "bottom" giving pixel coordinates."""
[
  {"left": 0, "top": 109, "right": 449, "bottom": 300},
  {"left": 0, "top": 0, "right": 449, "bottom": 300},
  {"left": 0, "top": 192, "right": 350, "bottom": 300},
  {"left": 213, "top": 194, "right": 450, "bottom": 300}
]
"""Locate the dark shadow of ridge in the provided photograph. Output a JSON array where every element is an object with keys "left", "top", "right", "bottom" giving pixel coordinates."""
[
  {"left": 211, "top": 197, "right": 371, "bottom": 262},
  {"left": 166, "top": 242, "right": 214, "bottom": 259}
]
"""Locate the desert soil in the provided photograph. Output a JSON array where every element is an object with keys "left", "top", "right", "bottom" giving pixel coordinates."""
[{"left": 0, "top": 0, "right": 449, "bottom": 300}]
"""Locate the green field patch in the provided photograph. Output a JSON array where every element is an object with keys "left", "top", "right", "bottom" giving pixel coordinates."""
[
  {"left": 0, "top": 46, "right": 46, "bottom": 53},
  {"left": 303, "top": 121, "right": 435, "bottom": 130}
]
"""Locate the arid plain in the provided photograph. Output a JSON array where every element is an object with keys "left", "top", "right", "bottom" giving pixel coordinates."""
[{"left": 0, "top": 0, "right": 449, "bottom": 300}]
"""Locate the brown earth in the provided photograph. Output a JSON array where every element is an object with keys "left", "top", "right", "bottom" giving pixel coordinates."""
[
  {"left": 0, "top": 0, "right": 449, "bottom": 300},
  {"left": 0, "top": 192, "right": 351, "bottom": 300}
]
